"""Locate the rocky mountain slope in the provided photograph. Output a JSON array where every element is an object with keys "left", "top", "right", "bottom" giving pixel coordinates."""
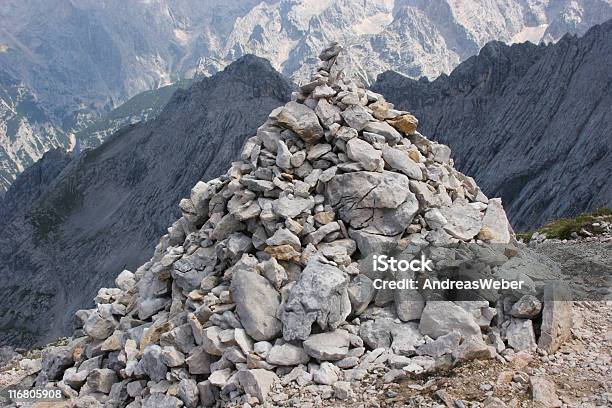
[
  {"left": 74, "top": 79, "right": 196, "bottom": 150},
  {"left": 0, "top": 69, "right": 71, "bottom": 196},
  {"left": 1, "top": 0, "right": 610, "bottom": 195},
  {"left": 0, "top": 55, "right": 293, "bottom": 347},
  {"left": 372, "top": 20, "right": 612, "bottom": 231}
]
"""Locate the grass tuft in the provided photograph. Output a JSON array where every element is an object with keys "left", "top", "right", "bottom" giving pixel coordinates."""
[{"left": 518, "top": 208, "right": 612, "bottom": 241}]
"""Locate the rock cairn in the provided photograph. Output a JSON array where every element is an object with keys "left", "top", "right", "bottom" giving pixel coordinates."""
[{"left": 31, "top": 44, "right": 572, "bottom": 407}]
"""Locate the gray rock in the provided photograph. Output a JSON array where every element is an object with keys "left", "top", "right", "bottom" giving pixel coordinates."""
[
  {"left": 62, "top": 367, "right": 89, "bottom": 389},
  {"left": 311, "top": 362, "right": 338, "bottom": 385},
  {"left": 197, "top": 380, "right": 219, "bottom": 407},
  {"left": 83, "top": 311, "right": 116, "bottom": 340},
  {"left": 394, "top": 269, "right": 425, "bottom": 322},
  {"left": 419, "top": 301, "right": 481, "bottom": 339},
  {"left": 416, "top": 331, "right": 462, "bottom": 358},
  {"left": 315, "top": 99, "right": 342, "bottom": 127},
  {"left": 208, "top": 368, "right": 232, "bottom": 388},
  {"left": 359, "top": 315, "right": 423, "bottom": 355},
  {"left": 303, "top": 330, "right": 350, "bottom": 361},
  {"left": 86, "top": 368, "right": 118, "bottom": 394},
  {"left": 141, "top": 345, "right": 168, "bottom": 382},
  {"left": 39, "top": 346, "right": 74, "bottom": 381},
  {"left": 161, "top": 346, "right": 185, "bottom": 367},
  {"left": 431, "top": 143, "right": 451, "bottom": 163},
  {"left": 363, "top": 121, "right": 402, "bottom": 144},
  {"left": 504, "top": 318, "right": 537, "bottom": 351},
  {"left": 276, "top": 101, "right": 324, "bottom": 143},
  {"left": 478, "top": 198, "right": 511, "bottom": 243},
  {"left": 347, "top": 275, "right": 376, "bottom": 315},
  {"left": 266, "top": 342, "right": 310, "bottom": 366},
  {"left": 439, "top": 201, "right": 483, "bottom": 240},
  {"left": 266, "top": 228, "right": 301, "bottom": 250},
  {"left": 326, "top": 171, "right": 418, "bottom": 253},
  {"left": 115, "top": 270, "right": 136, "bottom": 292},
  {"left": 230, "top": 268, "right": 282, "bottom": 341},
  {"left": 483, "top": 397, "right": 507, "bottom": 408},
  {"left": 340, "top": 105, "right": 373, "bottom": 130},
  {"left": 424, "top": 208, "right": 448, "bottom": 229},
  {"left": 178, "top": 378, "right": 199, "bottom": 408},
  {"left": 530, "top": 376, "right": 561, "bottom": 407},
  {"left": 510, "top": 295, "right": 542, "bottom": 318},
  {"left": 142, "top": 393, "right": 183, "bottom": 408},
  {"left": 383, "top": 369, "right": 406, "bottom": 383},
  {"left": 346, "top": 138, "right": 383, "bottom": 171},
  {"left": 451, "top": 337, "right": 494, "bottom": 363},
  {"left": 272, "top": 194, "right": 315, "bottom": 218},
  {"left": 280, "top": 255, "right": 351, "bottom": 340},
  {"left": 237, "top": 369, "right": 278, "bottom": 403},
  {"left": 382, "top": 146, "right": 423, "bottom": 179},
  {"left": 276, "top": 140, "right": 292, "bottom": 169},
  {"left": 186, "top": 346, "right": 212, "bottom": 375},
  {"left": 538, "top": 283, "right": 573, "bottom": 353},
  {"left": 333, "top": 381, "right": 352, "bottom": 400}
]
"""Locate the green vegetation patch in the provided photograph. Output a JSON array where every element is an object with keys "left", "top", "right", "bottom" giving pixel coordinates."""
[{"left": 518, "top": 208, "right": 612, "bottom": 241}]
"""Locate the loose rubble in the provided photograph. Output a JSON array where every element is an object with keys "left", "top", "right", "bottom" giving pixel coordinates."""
[{"left": 0, "top": 43, "right": 581, "bottom": 407}]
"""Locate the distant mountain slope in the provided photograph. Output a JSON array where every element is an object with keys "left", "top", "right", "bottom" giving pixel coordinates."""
[
  {"left": 0, "top": 69, "right": 71, "bottom": 196},
  {"left": 0, "top": 148, "right": 71, "bottom": 224},
  {"left": 372, "top": 20, "right": 612, "bottom": 230},
  {"left": 75, "top": 78, "right": 196, "bottom": 149},
  {"left": 0, "top": 55, "right": 293, "bottom": 347},
  {"left": 1, "top": 0, "right": 610, "bottom": 196}
]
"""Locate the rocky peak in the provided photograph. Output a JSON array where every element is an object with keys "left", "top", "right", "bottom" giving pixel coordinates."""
[{"left": 28, "top": 44, "right": 570, "bottom": 407}]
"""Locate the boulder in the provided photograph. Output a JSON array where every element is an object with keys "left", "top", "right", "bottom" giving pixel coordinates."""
[
  {"left": 363, "top": 121, "right": 402, "bottom": 144},
  {"left": 280, "top": 255, "right": 351, "bottom": 341},
  {"left": 266, "top": 343, "right": 310, "bottom": 366},
  {"left": 346, "top": 138, "right": 383, "bottom": 171},
  {"left": 230, "top": 268, "right": 282, "bottom": 341},
  {"left": 440, "top": 200, "right": 483, "bottom": 240},
  {"left": 141, "top": 345, "right": 168, "bottom": 382},
  {"left": 538, "top": 283, "right": 573, "bottom": 353},
  {"left": 416, "top": 331, "right": 462, "bottom": 358},
  {"left": 387, "top": 114, "right": 418, "bottom": 134},
  {"left": 276, "top": 101, "right": 324, "bottom": 143},
  {"left": 303, "top": 330, "right": 350, "bottom": 361},
  {"left": 504, "top": 318, "right": 537, "bottom": 351},
  {"left": 510, "top": 295, "right": 542, "bottom": 318},
  {"left": 177, "top": 378, "right": 199, "bottom": 408},
  {"left": 530, "top": 376, "right": 561, "bottom": 407},
  {"left": 237, "top": 369, "right": 278, "bottom": 403},
  {"left": 419, "top": 301, "right": 481, "bottom": 339},
  {"left": 478, "top": 198, "right": 511, "bottom": 243},
  {"left": 382, "top": 146, "right": 422, "bottom": 179}
]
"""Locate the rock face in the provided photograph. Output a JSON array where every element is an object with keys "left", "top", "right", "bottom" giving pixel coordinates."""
[
  {"left": 0, "top": 55, "right": 293, "bottom": 347},
  {"left": 372, "top": 20, "right": 612, "bottom": 230},
  {"left": 23, "top": 44, "right": 567, "bottom": 407}
]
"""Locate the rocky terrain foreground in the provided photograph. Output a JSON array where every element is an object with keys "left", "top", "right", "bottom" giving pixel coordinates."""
[{"left": 0, "top": 44, "right": 606, "bottom": 408}]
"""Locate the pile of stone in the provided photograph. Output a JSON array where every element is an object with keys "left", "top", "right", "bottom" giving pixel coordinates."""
[{"left": 29, "top": 44, "right": 572, "bottom": 407}]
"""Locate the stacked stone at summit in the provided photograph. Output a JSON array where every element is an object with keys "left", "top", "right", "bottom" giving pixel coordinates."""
[{"left": 30, "top": 43, "right": 570, "bottom": 407}]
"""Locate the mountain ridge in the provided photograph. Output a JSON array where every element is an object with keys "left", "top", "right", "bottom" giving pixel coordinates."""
[{"left": 372, "top": 20, "right": 612, "bottom": 230}]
